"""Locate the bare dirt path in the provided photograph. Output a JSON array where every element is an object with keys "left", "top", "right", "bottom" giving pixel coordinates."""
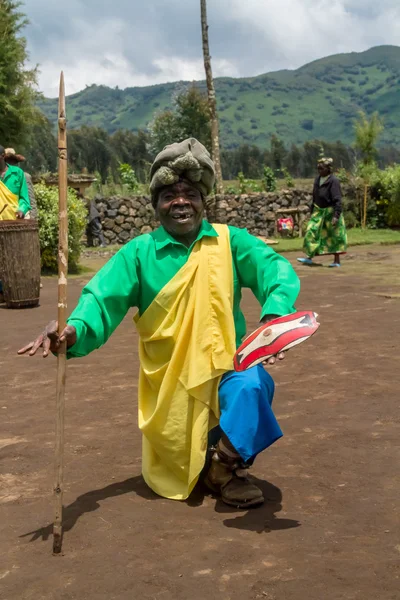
[{"left": 1, "top": 246, "right": 399, "bottom": 600}]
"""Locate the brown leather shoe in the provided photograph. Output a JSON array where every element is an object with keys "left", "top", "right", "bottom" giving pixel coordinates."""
[{"left": 204, "top": 454, "right": 264, "bottom": 508}]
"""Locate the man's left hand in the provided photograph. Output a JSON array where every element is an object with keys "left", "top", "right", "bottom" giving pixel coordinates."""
[
  {"left": 332, "top": 216, "right": 338, "bottom": 226},
  {"left": 260, "top": 326, "right": 286, "bottom": 366},
  {"left": 16, "top": 211, "right": 25, "bottom": 219}
]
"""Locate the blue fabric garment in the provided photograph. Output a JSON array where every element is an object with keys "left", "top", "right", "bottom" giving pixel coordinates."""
[{"left": 216, "top": 364, "right": 283, "bottom": 462}]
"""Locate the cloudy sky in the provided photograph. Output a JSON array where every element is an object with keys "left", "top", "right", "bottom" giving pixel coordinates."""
[{"left": 23, "top": 0, "right": 400, "bottom": 98}]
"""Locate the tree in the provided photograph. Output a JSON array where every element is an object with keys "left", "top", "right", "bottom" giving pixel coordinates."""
[
  {"left": 149, "top": 87, "right": 211, "bottom": 157},
  {"left": 354, "top": 111, "right": 384, "bottom": 165},
  {"left": 175, "top": 86, "right": 211, "bottom": 150},
  {"left": 354, "top": 112, "right": 384, "bottom": 228},
  {"left": 286, "top": 144, "right": 302, "bottom": 178},
  {"left": 270, "top": 135, "right": 287, "bottom": 174},
  {"left": 110, "top": 129, "right": 151, "bottom": 182},
  {"left": 68, "top": 126, "right": 113, "bottom": 182},
  {"left": 23, "top": 114, "right": 57, "bottom": 174},
  {"left": 200, "top": 0, "right": 223, "bottom": 193},
  {"left": 0, "top": 1, "right": 38, "bottom": 146}
]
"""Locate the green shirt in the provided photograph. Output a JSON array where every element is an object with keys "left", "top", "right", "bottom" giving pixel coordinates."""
[
  {"left": 0, "top": 164, "right": 31, "bottom": 214},
  {"left": 67, "top": 221, "right": 300, "bottom": 357}
]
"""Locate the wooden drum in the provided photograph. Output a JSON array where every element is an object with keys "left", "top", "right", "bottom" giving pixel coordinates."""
[{"left": 0, "top": 220, "right": 41, "bottom": 308}]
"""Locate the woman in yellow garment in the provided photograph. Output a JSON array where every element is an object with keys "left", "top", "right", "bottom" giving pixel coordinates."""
[
  {"left": 19, "top": 139, "right": 300, "bottom": 509},
  {"left": 0, "top": 144, "right": 31, "bottom": 220}
]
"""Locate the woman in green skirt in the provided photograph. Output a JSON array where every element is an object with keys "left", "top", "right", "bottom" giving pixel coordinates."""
[{"left": 297, "top": 158, "right": 347, "bottom": 268}]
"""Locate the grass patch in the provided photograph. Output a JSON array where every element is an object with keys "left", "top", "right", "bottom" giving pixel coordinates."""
[{"left": 275, "top": 228, "right": 400, "bottom": 252}]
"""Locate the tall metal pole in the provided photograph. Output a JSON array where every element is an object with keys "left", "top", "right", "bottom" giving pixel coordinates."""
[{"left": 53, "top": 71, "right": 68, "bottom": 555}]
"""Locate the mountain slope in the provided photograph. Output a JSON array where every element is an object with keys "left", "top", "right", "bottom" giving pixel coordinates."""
[{"left": 37, "top": 46, "right": 400, "bottom": 148}]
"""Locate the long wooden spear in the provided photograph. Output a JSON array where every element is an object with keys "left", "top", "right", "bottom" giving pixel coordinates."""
[{"left": 53, "top": 71, "right": 68, "bottom": 555}]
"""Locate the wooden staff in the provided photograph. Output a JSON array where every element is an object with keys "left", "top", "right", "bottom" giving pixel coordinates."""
[{"left": 53, "top": 71, "right": 68, "bottom": 555}]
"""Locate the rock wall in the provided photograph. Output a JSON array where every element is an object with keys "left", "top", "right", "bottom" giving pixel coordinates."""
[
  {"left": 211, "top": 189, "right": 312, "bottom": 238},
  {"left": 93, "top": 189, "right": 312, "bottom": 244}
]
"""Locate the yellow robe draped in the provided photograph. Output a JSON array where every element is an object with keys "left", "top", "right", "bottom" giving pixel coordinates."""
[
  {"left": 0, "top": 180, "right": 18, "bottom": 220},
  {"left": 134, "top": 224, "right": 236, "bottom": 500}
]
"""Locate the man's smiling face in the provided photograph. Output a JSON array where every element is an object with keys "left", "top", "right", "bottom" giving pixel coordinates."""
[{"left": 156, "top": 180, "right": 204, "bottom": 244}]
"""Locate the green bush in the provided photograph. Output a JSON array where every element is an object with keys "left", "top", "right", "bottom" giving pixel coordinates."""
[
  {"left": 237, "top": 172, "right": 262, "bottom": 193},
  {"left": 35, "top": 184, "right": 87, "bottom": 273},
  {"left": 118, "top": 163, "right": 140, "bottom": 193},
  {"left": 280, "top": 167, "right": 294, "bottom": 188},
  {"left": 263, "top": 166, "right": 277, "bottom": 192},
  {"left": 369, "top": 164, "right": 400, "bottom": 226}
]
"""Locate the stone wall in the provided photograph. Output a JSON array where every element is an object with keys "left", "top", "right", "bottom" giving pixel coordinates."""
[
  {"left": 212, "top": 189, "right": 312, "bottom": 238},
  {"left": 93, "top": 189, "right": 312, "bottom": 244}
]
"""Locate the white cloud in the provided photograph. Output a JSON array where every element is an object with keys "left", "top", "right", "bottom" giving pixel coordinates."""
[{"left": 22, "top": 0, "right": 400, "bottom": 96}]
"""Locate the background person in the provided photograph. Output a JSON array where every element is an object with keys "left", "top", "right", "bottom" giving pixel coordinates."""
[
  {"left": 0, "top": 145, "right": 30, "bottom": 220},
  {"left": 297, "top": 157, "right": 347, "bottom": 268},
  {"left": 4, "top": 148, "right": 37, "bottom": 219}
]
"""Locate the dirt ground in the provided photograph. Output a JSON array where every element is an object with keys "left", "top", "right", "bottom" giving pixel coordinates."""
[{"left": 1, "top": 245, "right": 400, "bottom": 600}]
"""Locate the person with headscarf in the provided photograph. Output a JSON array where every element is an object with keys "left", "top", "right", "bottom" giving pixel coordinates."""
[
  {"left": 19, "top": 138, "right": 300, "bottom": 509},
  {"left": 3, "top": 148, "right": 37, "bottom": 219},
  {"left": 297, "top": 157, "right": 347, "bottom": 268},
  {"left": 0, "top": 145, "right": 30, "bottom": 220}
]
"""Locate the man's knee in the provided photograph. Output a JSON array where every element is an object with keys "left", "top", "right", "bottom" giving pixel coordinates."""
[{"left": 240, "top": 366, "right": 275, "bottom": 400}]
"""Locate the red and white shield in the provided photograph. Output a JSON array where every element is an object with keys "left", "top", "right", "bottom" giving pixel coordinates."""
[{"left": 233, "top": 311, "right": 320, "bottom": 372}]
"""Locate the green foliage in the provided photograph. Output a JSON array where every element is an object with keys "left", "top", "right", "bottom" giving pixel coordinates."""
[
  {"left": 35, "top": 184, "right": 87, "bottom": 273},
  {"left": 354, "top": 111, "right": 384, "bottom": 165},
  {"left": 37, "top": 47, "right": 400, "bottom": 148},
  {"left": 149, "top": 86, "right": 211, "bottom": 155},
  {"left": 66, "top": 126, "right": 151, "bottom": 183},
  {"left": 263, "top": 166, "right": 277, "bottom": 192},
  {"left": 118, "top": 163, "right": 139, "bottom": 193},
  {"left": 270, "top": 135, "right": 287, "bottom": 172},
  {"left": 0, "top": 0, "right": 39, "bottom": 146},
  {"left": 336, "top": 168, "right": 350, "bottom": 184},
  {"left": 237, "top": 172, "right": 262, "bottom": 193},
  {"left": 372, "top": 164, "right": 400, "bottom": 226},
  {"left": 280, "top": 167, "right": 294, "bottom": 188}
]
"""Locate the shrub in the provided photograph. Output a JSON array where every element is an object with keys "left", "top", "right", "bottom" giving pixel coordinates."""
[
  {"left": 263, "top": 166, "right": 277, "bottom": 192},
  {"left": 374, "top": 164, "right": 400, "bottom": 226},
  {"left": 35, "top": 183, "right": 87, "bottom": 273},
  {"left": 118, "top": 163, "right": 140, "bottom": 193},
  {"left": 237, "top": 172, "right": 262, "bottom": 194},
  {"left": 280, "top": 167, "right": 294, "bottom": 188},
  {"left": 336, "top": 168, "right": 350, "bottom": 184}
]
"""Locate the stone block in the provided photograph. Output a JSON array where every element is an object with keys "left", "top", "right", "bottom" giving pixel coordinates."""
[
  {"left": 108, "top": 198, "right": 120, "bottom": 210},
  {"left": 118, "top": 231, "right": 130, "bottom": 242},
  {"left": 103, "top": 218, "right": 114, "bottom": 229}
]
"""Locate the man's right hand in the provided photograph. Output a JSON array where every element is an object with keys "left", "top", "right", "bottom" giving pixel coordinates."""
[{"left": 17, "top": 320, "right": 77, "bottom": 358}]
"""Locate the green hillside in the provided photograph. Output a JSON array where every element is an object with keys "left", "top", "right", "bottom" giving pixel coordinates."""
[{"left": 38, "top": 46, "right": 400, "bottom": 148}]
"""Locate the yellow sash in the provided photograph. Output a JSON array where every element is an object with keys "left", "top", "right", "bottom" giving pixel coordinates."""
[
  {"left": 134, "top": 224, "right": 236, "bottom": 500},
  {"left": 0, "top": 180, "right": 18, "bottom": 220}
]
